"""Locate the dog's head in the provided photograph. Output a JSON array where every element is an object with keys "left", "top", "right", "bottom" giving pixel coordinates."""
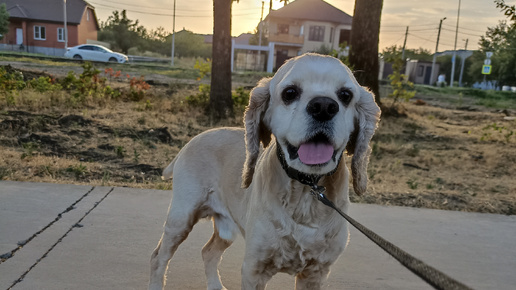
[{"left": 242, "top": 53, "right": 380, "bottom": 195}]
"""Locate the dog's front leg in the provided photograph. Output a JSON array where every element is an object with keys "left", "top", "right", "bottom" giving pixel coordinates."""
[
  {"left": 241, "top": 258, "right": 274, "bottom": 290},
  {"left": 294, "top": 266, "right": 330, "bottom": 290}
]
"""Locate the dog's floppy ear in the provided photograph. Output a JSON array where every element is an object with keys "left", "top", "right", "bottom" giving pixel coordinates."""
[
  {"left": 242, "top": 77, "right": 272, "bottom": 188},
  {"left": 345, "top": 87, "right": 381, "bottom": 195}
]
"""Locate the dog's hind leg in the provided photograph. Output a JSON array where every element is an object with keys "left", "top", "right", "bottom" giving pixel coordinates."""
[
  {"left": 149, "top": 188, "right": 207, "bottom": 290},
  {"left": 202, "top": 219, "right": 234, "bottom": 290}
]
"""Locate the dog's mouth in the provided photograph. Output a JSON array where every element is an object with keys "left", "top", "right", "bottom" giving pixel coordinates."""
[{"left": 286, "top": 133, "right": 336, "bottom": 165}]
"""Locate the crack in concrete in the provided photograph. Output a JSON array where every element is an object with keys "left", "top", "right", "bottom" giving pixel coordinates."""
[
  {"left": 0, "top": 186, "right": 97, "bottom": 264},
  {"left": 7, "top": 187, "right": 115, "bottom": 289}
]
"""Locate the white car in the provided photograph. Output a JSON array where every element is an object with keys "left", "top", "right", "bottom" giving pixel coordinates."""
[{"left": 64, "top": 44, "right": 128, "bottom": 63}]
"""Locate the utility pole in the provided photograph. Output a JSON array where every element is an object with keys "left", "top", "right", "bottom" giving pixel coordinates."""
[
  {"left": 171, "top": 0, "right": 176, "bottom": 66},
  {"left": 63, "top": 0, "right": 68, "bottom": 52},
  {"left": 259, "top": 1, "right": 264, "bottom": 47},
  {"left": 430, "top": 17, "right": 446, "bottom": 85},
  {"left": 401, "top": 26, "right": 409, "bottom": 61},
  {"left": 458, "top": 38, "right": 468, "bottom": 87},
  {"left": 269, "top": 0, "right": 272, "bottom": 12},
  {"left": 450, "top": 0, "right": 461, "bottom": 87},
  {"left": 258, "top": 1, "right": 264, "bottom": 71}
]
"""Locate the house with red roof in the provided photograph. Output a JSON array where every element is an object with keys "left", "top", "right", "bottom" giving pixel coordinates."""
[
  {"left": 264, "top": 0, "right": 352, "bottom": 69},
  {"left": 0, "top": 0, "right": 99, "bottom": 56}
]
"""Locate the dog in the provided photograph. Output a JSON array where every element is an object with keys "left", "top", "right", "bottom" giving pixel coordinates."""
[{"left": 149, "top": 53, "right": 380, "bottom": 290}]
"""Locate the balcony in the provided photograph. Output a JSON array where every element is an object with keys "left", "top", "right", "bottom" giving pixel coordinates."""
[{"left": 268, "top": 33, "right": 304, "bottom": 45}]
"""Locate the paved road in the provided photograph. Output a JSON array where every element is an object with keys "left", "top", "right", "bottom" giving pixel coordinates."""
[{"left": 1, "top": 181, "right": 515, "bottom": 289}]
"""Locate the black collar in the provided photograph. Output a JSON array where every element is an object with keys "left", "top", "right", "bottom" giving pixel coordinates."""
[{"left": 276, "top": 141, "right": 339, "bottom": 188}]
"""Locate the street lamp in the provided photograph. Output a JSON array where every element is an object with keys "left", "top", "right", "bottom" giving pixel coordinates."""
[
  {"left": 63, "top": 0, "right": 68, "bottom": 52},
  {"left": 171, "top": 0, "right": 176, "bottom": 66},
  {"left": 430, "top": 17, "right": 446, "bottom": 85},
  {"left": 450, "top": 0, "right": 461, "bottom": 87}
]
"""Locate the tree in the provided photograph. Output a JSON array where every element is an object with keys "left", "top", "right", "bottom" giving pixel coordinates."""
[
  {"left": 209, "top": 0, "right": 234, "bottom": 120},
  {"left": 381, "top": 45, "right": 433, "bottom": 62},
  {"left": 474, "top": 1, "right": 516, "bottom": 86},
  {"left": 249, "top": 23, "right": 268, "bottom": 46},
  {"left": 98, "top": 10, "right": 146, "bottom": 54},
  {"left": 495, "top": 0, "right": 516, "bottom": 21},
  {"left": 349, "top": 0, "right": 383, "bottom": 106},
  {"left": 173, "top": 30, "right": 211, "bottom": 58},
  {"left": 0, "top": 3, "right": 9, "bottom": 40},
  {"left": 142, "top": 26, "right": 172, "bottom": 56},
  {"left": 383, "top": 46, "right": 415, "bottom": 110}
]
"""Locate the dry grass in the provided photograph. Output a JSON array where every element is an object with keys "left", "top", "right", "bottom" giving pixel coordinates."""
[
  {"left": 0, "top": 83, "right": 243, "bottom": 188},
  {"left": 1, "top": 63, "right": 515, "bottom": 215},
  {"left": 357, "top": 103, "right": 516, "bottom": 214}
]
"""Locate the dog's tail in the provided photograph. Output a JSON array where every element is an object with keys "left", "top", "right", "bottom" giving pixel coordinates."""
[{"left": 162, "top": 155, "right": 179, "bottom": 180}]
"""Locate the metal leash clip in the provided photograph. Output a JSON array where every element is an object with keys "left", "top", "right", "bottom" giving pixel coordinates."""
[{"left": 310, "top": 185, "right": 326, "bottom": 201}]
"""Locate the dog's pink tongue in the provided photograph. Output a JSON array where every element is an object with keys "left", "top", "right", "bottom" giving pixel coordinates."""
[{"left": 298, "top": 143, "right": 334, "bottom": 165}]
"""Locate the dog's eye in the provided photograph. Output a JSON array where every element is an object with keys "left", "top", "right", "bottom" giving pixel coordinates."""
[
  {"left": 281, "top": 86, "right": 300, "bottom": 104},
  {"left": 337, "top": 88, "right": 353, "bottom": 106}
]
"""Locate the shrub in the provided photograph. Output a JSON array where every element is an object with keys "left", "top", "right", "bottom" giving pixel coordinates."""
[
  {"left": 384, "top": 47, "right": 416, "bottom": 109},
  {"left": 388, "top": 56, "right": 415, "bottom": 107},
  {"left": 128, "top": 75, "right": 151, "bottom": 101},
  {"left": 232, "top": 87, "right": 249, "bottom": 111},
  {"left": 27, "top": 76, "right": 62, "bottom": 92},
  {"left": 186, "top": 59, "right": 212, "bottom": 109},
  {"left": 0, "top": 65, "right": 26, "bottom": 92},
  {"left": 186, "top": 83, "right": 210, "bottom": 108}
]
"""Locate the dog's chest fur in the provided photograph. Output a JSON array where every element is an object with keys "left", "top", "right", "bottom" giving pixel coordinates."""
[{"left": 258, "top": 184, "right": 346, "bottom": 276}]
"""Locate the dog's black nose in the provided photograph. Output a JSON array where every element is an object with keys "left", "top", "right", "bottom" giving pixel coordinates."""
[{"left": 306, "top": 97, "right": 339, "bottom": 122}]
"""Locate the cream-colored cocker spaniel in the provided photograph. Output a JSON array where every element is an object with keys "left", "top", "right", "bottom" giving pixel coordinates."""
[{"left": 149, "top": 53, "right": 380, "bottom": 290}]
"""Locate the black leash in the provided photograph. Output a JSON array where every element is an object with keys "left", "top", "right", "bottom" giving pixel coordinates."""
[
  {"left": 309, "top": 186, "right": 474, "bottom": 290},
  {"left": 276, "top": 144, "right": 473, "bottom": 289}
]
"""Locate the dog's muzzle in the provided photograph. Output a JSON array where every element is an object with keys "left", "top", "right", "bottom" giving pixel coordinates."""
[
  {"left": 286, "top": 133, "right": 337, "bottom": 165},
  {"left": 277, "top": 141, "right": 340, "bottom": 187}
]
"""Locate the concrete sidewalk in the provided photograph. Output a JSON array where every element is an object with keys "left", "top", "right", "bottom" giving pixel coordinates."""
[{"left": 0, "top": 180, "right": 515, "bottom": 290}]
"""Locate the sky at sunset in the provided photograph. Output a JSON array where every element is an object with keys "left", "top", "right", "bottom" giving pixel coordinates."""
[{"left": 90, "top": 0, "right": 512, "bottom": 53}]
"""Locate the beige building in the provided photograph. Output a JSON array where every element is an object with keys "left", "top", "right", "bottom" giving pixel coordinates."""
[{"left": 264, "top": 0, "right": 352, "bottom": 70}]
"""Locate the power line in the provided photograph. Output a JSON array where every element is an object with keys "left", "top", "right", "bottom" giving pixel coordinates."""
[
  {"left": 92, "top": 2, "right": 258, "bottom": 18},
  {"left": 441, "top": 27, "right": 482, "bottom": 37},
  {"left": 95, "top": 0, "right": 261, "bottom": 12},
  {"left": 442, "top": 23, "right": 486, "bottom": 33},
  {"left": 381, "top": 23, "right": 436, "bottom": 28},
  {"left": 409, "top": 28, "right": 439, "bottom": 32},
  {"left": 414, "top": 31, "right": 437, "bottom": 49},
  {"left": 408, "top": 33, "right": 436, "bottom": 43},
  {"left": 384, "top": 34, "right": 406, "bottom": 48}
]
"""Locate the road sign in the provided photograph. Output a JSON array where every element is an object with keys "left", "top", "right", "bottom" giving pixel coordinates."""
[
  {"left": 482, "top": 65, "right": 492, "bottom": 75},
  {"left": 486, "top": 51, "right": 493, "bottom": 58},
  {"left": 484, "top": 59, "right": 492, "bottom": 65}
]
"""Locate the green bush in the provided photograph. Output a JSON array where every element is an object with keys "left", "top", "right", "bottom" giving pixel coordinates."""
[
  {"left": 232, "top": 87, "right": 249, "bottom": 111},
  {"left": 186, "top": 83, "right": 210, "bottom": 108},
  {"left": 27, "top": 76, "right": 62, "bottom": 92},
  {"left": 0, "top": 66, "right": 26, "bottom": 92},
  {"left": 387, "top": 56, "right": 415, "bottom": 107}
]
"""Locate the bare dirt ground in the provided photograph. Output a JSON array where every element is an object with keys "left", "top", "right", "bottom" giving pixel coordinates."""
[{"left": 1, "top": 63, "right": 515, "bottom": 215}]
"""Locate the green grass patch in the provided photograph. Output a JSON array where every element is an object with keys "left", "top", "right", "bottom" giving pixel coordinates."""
[{"left": 414, "top": 85, "right": 516, "bottom": 109}]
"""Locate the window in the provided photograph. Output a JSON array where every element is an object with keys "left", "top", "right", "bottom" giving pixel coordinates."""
[
  {"left": 308, "top": 26, "right": 325, "bottom": 42},
  {"left": 277, "top": 24, "right": 289, "bottom": 34},
  {"left": 93, "top": 46, "right": 107, "bottom": 52},
  {"left": 57, "top": 28, "right": 65, "bottom": 42},
  {"left": 34, "top": 26, "right": 46, "bottom": 40},
  {"left": 339, "top": 29, "right": 351, "bottom": 45},
  {"left": 79, "top": 45, "right": 94, "bottom": 50}
]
